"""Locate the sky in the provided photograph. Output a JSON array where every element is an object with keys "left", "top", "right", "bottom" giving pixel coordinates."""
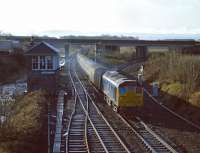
[{"left": 0, "top": 0, "right": 200, "bottom": 37}]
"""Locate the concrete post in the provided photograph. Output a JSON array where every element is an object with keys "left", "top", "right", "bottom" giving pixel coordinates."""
[{"left": 94, "top": 44, "right": 97, "bottom": 62}]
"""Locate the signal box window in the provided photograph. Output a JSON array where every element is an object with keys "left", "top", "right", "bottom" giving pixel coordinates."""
[
  {"left": 32, "top": 56, "right": 38, "bottom": 70},
  {"left": 46, "top": 56, "right": 53, "bottom": 69},
  {"left": 32, "top": 56, "right": 53, "bottom": 70},
  {"left": 40, "top": 56, "right": 46, "bottom": 69}
]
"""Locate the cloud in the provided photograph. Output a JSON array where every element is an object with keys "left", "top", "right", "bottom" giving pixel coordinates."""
[{"left": 0, "top": 0, "right": 199, "bottom": 35}]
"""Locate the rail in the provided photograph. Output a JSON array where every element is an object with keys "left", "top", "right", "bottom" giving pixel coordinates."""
[
  {"left": 67, "top": 62, "right": 89, "bottom": 153},
  {"left": 68, "top": 61, "right": 109, "bottom": 153},
  {"left": 69, "top": 59, "right": 130, "bottom": 153},
  {"left": 80, "top": 69, "right": 179, "bottom": 153},
  {"left": 144, "top": 88, "right": 200, "bottom": 131},
  {"left": 86, "top": 79, "right": 178, "bottom": 153},
  {"left": 65, "top": 94, "right": 77, "bottom": 153}
]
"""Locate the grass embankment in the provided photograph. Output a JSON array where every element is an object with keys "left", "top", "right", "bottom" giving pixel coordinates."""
[
  {"left": 0, "top": 90, "right": 47, "bottom": 153},
  {"left": 0, "top": 54, "right": 26, "bottom": 84},
  {"left": 144, "top": 52, "right": 200, "bottom": 122},
  {"left": 144, "top": 53, "right": 200, "bottom": 106}
]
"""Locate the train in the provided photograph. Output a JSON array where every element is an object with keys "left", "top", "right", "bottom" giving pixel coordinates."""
[{"left": 76, "top": 53, "right": 143, "bottom": 112}]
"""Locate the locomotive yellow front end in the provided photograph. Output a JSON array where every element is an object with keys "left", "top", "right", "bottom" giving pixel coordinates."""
[{"left": 117, "top": 81, "right": 143, "bottom": 108}]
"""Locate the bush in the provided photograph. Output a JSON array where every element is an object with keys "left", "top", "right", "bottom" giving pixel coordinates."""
[
  {"left": 145, "top": 52, "right": 200, "bottom": 105},
  {"left": 161, "top": 82, "right": 183, "bottom": 97},
  {"left": 0, "top": 54, "right": 26, "bottom": 84},
  {"left": 189, "top": 91, "right": 200, "bottom": 107},
  {"left": 0, "top": 90, "right": 47, "bottom": 153}
]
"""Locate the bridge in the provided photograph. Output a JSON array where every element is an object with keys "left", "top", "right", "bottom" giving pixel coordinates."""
[
  {"left": 61, "top": 38, "right": 198, "bottom": 59},
  {"left": 4, "top": 35, "right": 199, "bottom": 59}
]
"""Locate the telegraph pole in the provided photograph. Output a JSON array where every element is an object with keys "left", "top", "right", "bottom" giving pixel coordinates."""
[{"left": 94, "top": 44, "right": 97, "bottom": 62}]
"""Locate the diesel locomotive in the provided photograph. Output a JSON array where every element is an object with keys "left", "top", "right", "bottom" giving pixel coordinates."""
[{"left": 76, "top": 53, "right": 143, "bottom": 112}]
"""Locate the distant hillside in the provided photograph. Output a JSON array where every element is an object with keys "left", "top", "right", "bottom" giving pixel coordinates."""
[{"left": 1, "top": 33, "right": 200, "bottom": 41}]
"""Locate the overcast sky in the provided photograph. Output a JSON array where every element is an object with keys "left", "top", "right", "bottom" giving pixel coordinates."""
[{"left": 0, "top": 0, "right": 200, "bottom": 36}]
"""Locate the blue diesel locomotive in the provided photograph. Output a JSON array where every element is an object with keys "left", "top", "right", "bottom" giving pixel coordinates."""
[{"left": 76, "top": 53, "right": 143, "bottom": 112}]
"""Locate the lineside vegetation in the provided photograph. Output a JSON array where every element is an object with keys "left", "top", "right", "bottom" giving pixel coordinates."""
[
  {"left": 0, "top": 90, "right": 47, "bottom": 153},
  {"left": 0, "top": 54, "right": 26, "bottom": 84},
  {"left": 144, "top": 52, "right": 200, "bottom": 107}
]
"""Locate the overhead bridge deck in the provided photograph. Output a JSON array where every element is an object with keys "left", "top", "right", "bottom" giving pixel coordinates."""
[
  {"left": 7, "top": 35, "right": 199, "bottom": 59},
  {"left": 64, "top": 38, "right": 198, "bottom": 47},
  {"left": 7, "top": 35, "right": 198, "bottom": 47},
  {"left": 30, "top": 37, "right": 198, "bottom": 47}
]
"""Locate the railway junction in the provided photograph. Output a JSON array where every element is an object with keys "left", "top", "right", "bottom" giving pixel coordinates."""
[{"left": 48, "top": 53, "right": 200, "bottom": 153}]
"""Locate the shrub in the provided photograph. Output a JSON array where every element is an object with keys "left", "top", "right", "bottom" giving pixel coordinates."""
[
  {"left": 189, "top": 91, "right": 200, "bottom": 107},
  {"left": 145, "top": 52, "right": 200, "bottom": 104},
  {"left": 0, "top": 90, "right": 47, "bottom": 153},
  {"left": 0, "top": 54, "right": 26, "bottom": 84},
  {"left": 161, "top": 82, "right": 183, "bottom": 98}
]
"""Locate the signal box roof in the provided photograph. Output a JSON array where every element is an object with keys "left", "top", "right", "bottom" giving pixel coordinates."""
[{"left": 25, "top": 41, "right": 59, "bottom": 55}]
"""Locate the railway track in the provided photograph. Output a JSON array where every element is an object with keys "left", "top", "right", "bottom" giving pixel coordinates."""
[
  {"left": 143, "top": 88, "right": 200, "bottom": 131},
  {"left": 82, "top": 82, "right": 179, "bottom": 153},
  {"left": 87, "top": 94, "right": 130, "bottom": 153},
  {"left": 74, "top": 59, "right": 180, "bottom": 153},
  {"left": 66, "top": 95, "right": 88, "bottom": 153},
  {"left": 68, "top": 59, "right": 131, "bottom": 153},
  {"left": 84, "top": 78, "right": 179, "bottom": 153},
  {"left": 87, "top": 120, "right": 107, "bottom": 153},
  {"left": 138, "top": 91, "right": 200, "bottom": 152},
  {"left": 119, "top": 115, "right": 178, "bottom": 153}
]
